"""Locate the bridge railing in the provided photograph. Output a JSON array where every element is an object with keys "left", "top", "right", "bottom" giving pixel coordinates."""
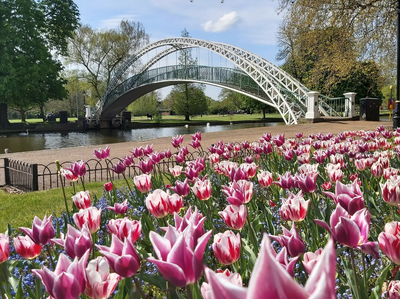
[{"left": 318, "top": 95, "right": 347, "bottom": 117}]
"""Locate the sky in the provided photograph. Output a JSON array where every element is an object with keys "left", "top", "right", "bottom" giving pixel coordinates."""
[{"left": 73, "top": 0, "right": 285, "bottom": 100}]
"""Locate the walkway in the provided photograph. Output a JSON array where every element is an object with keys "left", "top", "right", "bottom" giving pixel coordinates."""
[{"left": 0, "top": 120, "right": 390, "bottom": 165}]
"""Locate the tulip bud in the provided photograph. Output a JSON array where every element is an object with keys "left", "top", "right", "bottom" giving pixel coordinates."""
[
  {"left": 19, "top": 215, "right": 55, "bottom": 246},
  {"left": 192, "top": 178, "right": 212, "bottom": 201},
  {"left": 219, "top": 205, "right": 247, "bottom": 230},
  {"left": 14, "top": 236, "right": 42, "bottom": 259},
  {"left": 169, "top": 165, "right": 183, "bottom": 177},
  {"left": 134, "top": 174, "right": 152, "bottom": 193},
  {"left": 103, "top": 181, "right": 113, "bottom": 192},
  {"left": 145, "top": 189, "right": 170, "bottom": 218},
  {"left": 107, "top": 218, "right": 142, "bottom": 242},
  {"left": 73, "top": 207, "right": 102, "bottom": 234},
  {"left": 280, "top": 191, "right": 309, "bottom": 222},
  {"left": 389, "top": 281, "right": 400, "bottom": 299},
  {"left": 258, "top": 171, "right": 273, "bottom": 188},
  {"left": 106, "top": 199, "right": 128, "bottom": 215},
  {"left": 0, "top": 233, "right": 10, "bottom": 263},
  {"left": 302, "top": 248, "right": 323, "bottom": 274},
  {"left": 72, "top": 190, "right": 92, "bottom": 210},
  {"left": 212, "top": 231, "right": 241, "bottom": 265},
  {"left": 381, "top": 177, "right": 400, "bottom": 206}
]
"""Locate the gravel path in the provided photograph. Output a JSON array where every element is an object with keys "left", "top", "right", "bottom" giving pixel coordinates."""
[{"left": 0, "top": 120, "right": 389, "bottom": 165}]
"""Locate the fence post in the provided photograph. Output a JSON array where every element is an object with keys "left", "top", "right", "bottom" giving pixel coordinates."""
[
  {"left": 4, "top": 158, "right": 10, "bottom": 185},
  {"left": 32, "top": 164, "right": 38, "bottom": 191}
]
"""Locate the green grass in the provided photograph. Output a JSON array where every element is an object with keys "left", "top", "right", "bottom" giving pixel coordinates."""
[
  {"left": 0, "top": 179, "right": 128, "bottom": 232},
  {"left": 9, "top": 118, "right": 79, "bottom": 123},
  {"left": 131, "top": 113, "right": 282, "bottom": 124}
]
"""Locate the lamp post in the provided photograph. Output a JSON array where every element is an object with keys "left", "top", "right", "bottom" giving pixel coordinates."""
[{"left": 393, "top": 0, "right": 400, "bottom": 130}]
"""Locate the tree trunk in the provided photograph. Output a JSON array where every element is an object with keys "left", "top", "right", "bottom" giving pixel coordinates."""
[
  {"left": 0, "top": 103, "right": 11, "bottom": 128},
  {"left": 20, "top": 109, "right": 26, "bottom": 122},
  {"left": 262, "top": 108, "right": 266, "bottom": 119},
  {"left": 39, "top": 105, "right": 45, "bottom": 122},
  {"left": 184, "top": 83, "right": 190, "bottom": 121}
]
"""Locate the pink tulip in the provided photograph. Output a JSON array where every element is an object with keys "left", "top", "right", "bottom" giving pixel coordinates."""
[
  {"left": 326, "top": 163, "right": 344, "bottom": 183},
  {"left": 170, "top": 178, "right": 190, "bottom": 197},
  {"left": 107, "top": 218, "right": 142, "bottom": 242},
  {"left": 168, "top": 193, "right": 183, "bottom": 214},
  {"left": 52, "top": 224, "right": 92, "bottom": 259},
  {"left": 293, "top": 172, "right": 317, "bottom": 193},
  {"left": 184, "top": 166, "right": 200, "bottom": 182},
  {"left": 72, "top": 190, "right": 92, "bottom": 210},
  {"left": 222, "top": 180, "right": 253, "bottom": 206},
  {"left": 60, "top": 168, "right": 78, "bottom": 182},
  {"left": 164, "top": 148, "right": 172, "bottom": 158},
  {"left": 355, "top": 158, "right": 368, "bottom": 171},
  {"left": 378, "top": 222, "right": 400, "bottom": 264},
  {"left": 239, "top": 162, "right": 257, "bottom": 178},
  {"left": 219, "top": 205, "right": 247, "bottom": 230},
  {"left": 315, "top": 205, "right": 379, "bottom": 258},
  {"left": 228, "top": 166, "right": 249, "bottom": 182},
  {"left": 171, "top": 134, "right": 184, "bottom": 148},
  {"left": 0, "top": 234, "right": 10, "bottom": 263},
  {"left": 257, "top": 171, "right": 273, "bottom": 188},
  {"left": 33, "top": 250, "right": 89, "bottom": 299},
  {"left": 192, "top": 131, "right": 201, "bottom": 141},
  {"left": 73, "top": 207, "right": 102, "bottom": 234},
  {"left": 280, "top": 191, "right": 310, "bottom": 222},
  {"left": 148, "top": 224, "right": 212, "bottom": 287},
  {"left": 302, "top": 248, "right": 323, "bottom": 274},
  {"left": 134, "top": 173, "right": 152, "bottom": 193},
  {"left": 14, "top": 236, "right": 42, "bottom": 259},
  {"left": 283, "top": 149, "right": 294, "bottom": 161},
  {"left": 66, "top": 160, "right": 86, "bottom": 178},
  {"left": 85, "top": 257, "right": 122, "bottom": 299},
  {"left": 136, "top": 158, "right": 153, "bottom": 174},
  {"left": 270, "top": 246, "right": 299, "bottom": 276},
  {"left": 323, "top": 179, "right": 365, "bottom": 215},
  {"left": 273, "top": 171, "right": 295, "bottom": 190},
  {"left": 189, "top": 138, "right": 201, "bottom": 149},
  {"left": 103, "top": 181, "right": 113, "bottom": 192},
  {"left": 19, "top": 215, "right": 55, "bottom": 245},
  {"left": 270, "top": 222, "right": 305, "bottom": 257},
  {"left": 371, "top": 162, "right": 384, "bottom": 178},
  {"left": 384, "top": 167, "right": 399, "bottom": 180},
  {"left": 169, "top": 165, "right": 183, "bottom": 177},
  {"left": 122, "top": 155, "right": 134, "bottom": 166},
  {"left": 297, "top": 153, "right": 310, "bottom": 164},
  {"left": 312, "top": 149, "right": 327, "bottom": 164},
  {"left": 145, "top": 189, "right": 170, "bottom": 218},
  {"left": 322, "top": 181, "right": 332, "bottom": 190},
  {"left": 97, "top": 235, "right": 141, "bottom": 278},
  {"left": 201, "top": 269, "right": 242, "bottom": 299},
  {"left": 106, "top": 199, "right": 128, "bottom": 215},
  {"left": 381, "top": 177, "right": 400, "bottom": 206},
  {"left": 192, "top": 177, "right": 212, "bottom": 201},
  {"left": 172, "top": 206, "right": 206, "bottom": 247},
  {"left": 111, "top": 161, "right": 126, "bottom": 174},
  {"left": 389, "top": 281, "right": 400, "bottom": 299},
  {"left": 93, "top": 146, "right": 110, "bottom": 160},
  {"left": 272, "top": 134, "right": 285, "bottom": 147},
  {"left": 130, "top": 147, "right": 144, "bottom": 158},
  {"left": 203, "top": 235, "right": 336, "bottom": 299},
  {"left": 212, "top": 231, "right": 241, "bottom": 265},
  {"left": 209, "top": 153, "right": 220, "bottom": 164}
]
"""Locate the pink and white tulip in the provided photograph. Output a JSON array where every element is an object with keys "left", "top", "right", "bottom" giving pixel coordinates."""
[
  {"left": 212, "top": 231, "right": 241, "bottom": 265},
  {"left": 219, "top": 205, "right": 247, "bottom": 230},
  {"left": 19, "top": 215, "right": 55, "bottom": 246}
]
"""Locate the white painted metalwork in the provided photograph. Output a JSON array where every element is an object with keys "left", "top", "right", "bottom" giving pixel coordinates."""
[{"left": 93, "top": 37, "right": 335, "bottom": 125}]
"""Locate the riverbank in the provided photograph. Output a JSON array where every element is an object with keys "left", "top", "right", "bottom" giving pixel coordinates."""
[{"left": 0, "top": 120, "right": 390, "bottom": 166}]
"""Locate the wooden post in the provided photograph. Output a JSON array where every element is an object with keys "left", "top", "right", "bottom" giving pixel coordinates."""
[{"left": 4, "top": 158, "right": 10, "bottom": 185}]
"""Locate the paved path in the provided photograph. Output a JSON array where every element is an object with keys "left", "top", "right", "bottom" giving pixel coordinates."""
[{"left": 0, "top": 120, "right": 390, "bottom": 165}]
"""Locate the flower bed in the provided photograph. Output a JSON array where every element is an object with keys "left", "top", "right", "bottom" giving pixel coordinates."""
[{"left": 1, "top": 126, "right": 400, "bottom": 298}]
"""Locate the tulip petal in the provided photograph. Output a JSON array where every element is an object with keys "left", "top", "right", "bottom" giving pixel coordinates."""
[
  {"left": 334, "top": 217, "right": 360, "bottom": 248},
  {"left": 305, "top": 239, "right": 336, "bottom": 299},
  {"left": 246, "top": 234, "right": 308, "bottom": 299},
  {"left": 314, "top": 220, "right": 334, "bottom": 236},
  {"left": 149, "top": 231, "right": 172, "bottom": 261},
  {"left": 358, "top": 241, "right": 379, "bottom": 259},
  {"left": 204, "top": 267, "right": 247, "bottom": 299},
  {"left": 148, "top": 257, "right": 187, "bottom": 287},
  {"left": 193, "top": 230, "right": 212, "bottom": 282}
]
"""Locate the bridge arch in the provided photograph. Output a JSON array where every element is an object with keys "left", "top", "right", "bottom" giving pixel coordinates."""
[{"left": 94, "top": 37, "right": 324, "bottom": 125}]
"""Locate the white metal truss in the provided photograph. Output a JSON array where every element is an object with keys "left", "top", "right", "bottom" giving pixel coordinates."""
[{"left": 96, "top": 38, "right": 319, "bottom": 125}]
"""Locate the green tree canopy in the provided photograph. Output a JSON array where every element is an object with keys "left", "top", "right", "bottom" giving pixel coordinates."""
[
  {"left": 127, "top": 91, "right": 161, "bottom": 117},
  {"left": 0, "top": 0, "right": 79, "bottom": 126},
  {"left": 67, "top": 20, "right": 149, "bottom": 100}
]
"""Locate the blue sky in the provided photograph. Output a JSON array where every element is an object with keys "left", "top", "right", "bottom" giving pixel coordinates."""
[{"left": 73, "top": 0, "right": 284, "bottom": 99}]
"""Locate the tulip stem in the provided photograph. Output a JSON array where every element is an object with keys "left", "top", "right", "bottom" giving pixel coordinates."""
[
  {"left": 122, "top": 173, "right": 133, "bottom": 195},
  {"left": 349, "top": 248, "right": 361, "bottom": 299},
  {"left": 186, "top": 285, "right": 193, "bottom": 299},
  {"left": 0, "top": 263, "right": 7, "bottom": 298},
  {"left": 133, "top": 277, "right": 146, "bottom": 298},
  {"left": 361, "top": 252, "right": 368, "bottom": 292},
  {"left": 80, "top": 176, "right": 86, "bottom": 191},
  {"left": 246, "top": 217, "right": 259, "bottom": 255},
  {"left": 45, "top": 244, "right": 55, "bottom": 270},
  {"left": 56, "top": 162, "right": 71, "bottom": 224}
]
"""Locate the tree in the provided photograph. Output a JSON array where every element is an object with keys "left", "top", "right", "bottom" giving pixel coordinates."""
[
  {"left": 277, "top": 0, "right": 396, "bottom": 78},
  {"left": 68, "top": 20, "right": 149, "bottom": 100},
  {"left": 127, "top": 91, "right": 161, "bottom": 117},
  {"left": 0, "top": 0, "right": 79, "bottom": 126},
  {"left": 167, "top": 28, "right": 208, "bottom": 120},
  {"left": 277, "top": 22, "right": 383, "bottom": 99}
]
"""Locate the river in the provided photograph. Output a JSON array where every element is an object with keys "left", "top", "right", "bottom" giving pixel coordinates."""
[{"left": 0, "top": 122, "right": 281, "bottom": 154}]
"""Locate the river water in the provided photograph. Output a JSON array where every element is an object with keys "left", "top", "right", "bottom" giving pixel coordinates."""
[{"left": 0, "top": 122, "right": 280, "bottom": 154}]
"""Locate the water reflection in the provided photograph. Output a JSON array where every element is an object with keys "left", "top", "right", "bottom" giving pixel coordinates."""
[{"left": 0, "top": 122, "right": 279, "bottom": 154}]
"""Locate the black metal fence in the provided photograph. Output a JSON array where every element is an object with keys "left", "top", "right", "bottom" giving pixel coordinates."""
[{"left": 0, "top": 150, "right": 210, "bottom": 192}]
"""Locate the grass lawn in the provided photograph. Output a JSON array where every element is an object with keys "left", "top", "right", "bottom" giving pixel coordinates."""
[
  {"left": 10, "top": 118, "right": 79, "bottom": 123},
  {"left": 0, "top": 179, "right": 128, "bottom": 232}
]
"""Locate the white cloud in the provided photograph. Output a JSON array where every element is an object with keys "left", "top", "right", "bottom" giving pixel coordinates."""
[
  {"left": 202, "top": 11, "right": 240, "bottom": 33},
  {"left": 98, "top": 14, "right": 138, "bottom": 29}
]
